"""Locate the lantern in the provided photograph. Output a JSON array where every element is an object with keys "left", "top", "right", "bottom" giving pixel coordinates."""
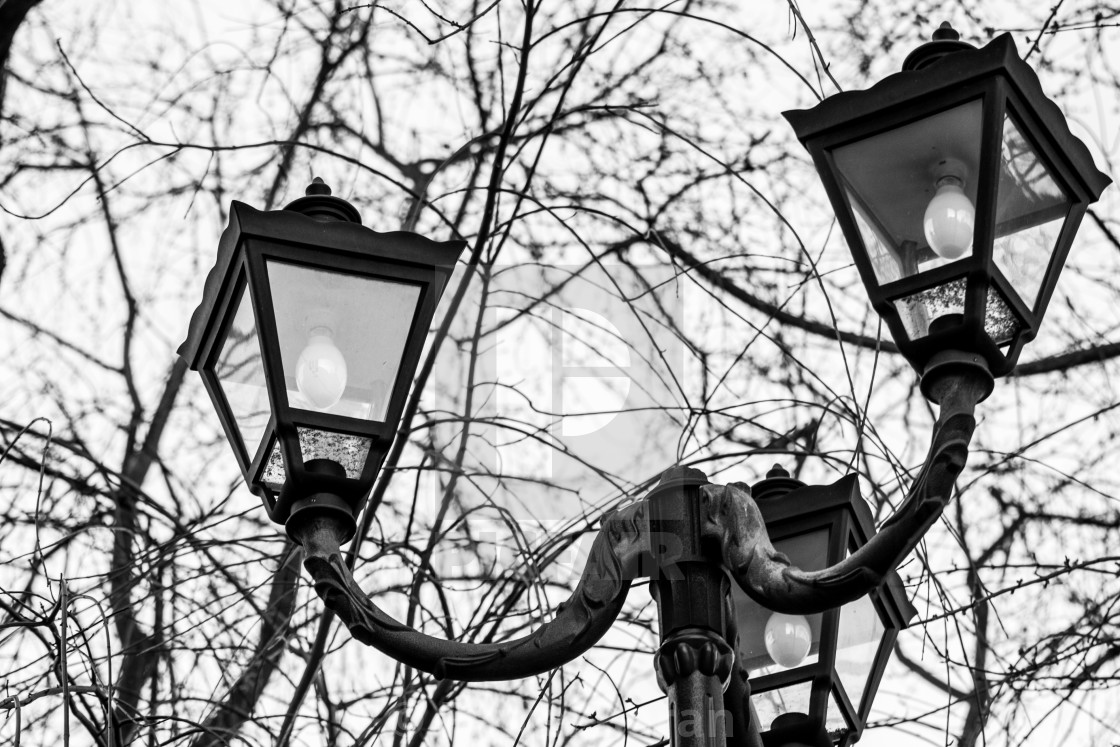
[
  {"left": 784, "top": 24, "right": 1110, "bottom": 376},
  {"left": 179, "top": 179, "right": 463, "bottom": 541},
  {"left": 734, "top": 466, "right": 916, "bottom": 746}
]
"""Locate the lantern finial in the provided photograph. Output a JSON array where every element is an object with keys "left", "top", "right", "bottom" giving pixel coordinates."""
[
  {"left": 751, "top": 463, "right": 806, "bottom": 502},
  {"left": 305, "top": 176, "right": 332, "bottom": 196},
  {"left": 902, "top": 21, "right": 976, "bottom": 71},
  {"left": 932, "top": 21, "right": 960, "bottom": 41},
  {"left": 284, "top": 177, "right": 363, "bottom": 224}
]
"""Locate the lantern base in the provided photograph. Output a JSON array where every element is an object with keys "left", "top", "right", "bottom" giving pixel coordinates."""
[
  {"left": 281, "top": 458, "right": 359, "bottom": 545},
  {"left": 920, "top": 349, "right": 994, "bottom": 404},
  {"left": 287, "top": 492, "right": 357, "bottom": 546}
]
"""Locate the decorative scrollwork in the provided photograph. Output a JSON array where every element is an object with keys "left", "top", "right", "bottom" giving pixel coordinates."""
[
  {"left": 706, "top": 368, "right": 990, "bottom": 614},
  {"left": 297, "top": 500, "right": 650, "bottom": 681},
  {"left": 654, "top": 627, "right": 735, "bottom": 688}
]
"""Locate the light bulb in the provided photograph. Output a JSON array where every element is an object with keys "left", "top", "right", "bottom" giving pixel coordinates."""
[
  {"left": 923, "top": 175, "right": 975, "bottom": 260},
  {"left": 764, "top": 612, "right": 812, "bottom": 668},
  {"left": 296, "top": 328, "right": 348, "bottom": 410}
]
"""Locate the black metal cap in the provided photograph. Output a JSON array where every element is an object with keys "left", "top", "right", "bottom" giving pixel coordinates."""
[
  {"left": 645, "top": 465, "right": 710, "bottom": 502},
  {"left": 751, "top": 464, "right": 807, "bottom": 502},
  {"left": 762, "top": 712, "right": 831, "bottom": 747},
  {"left": 902, "top": 22, "right": 977, "bottom": 71},
  {"left": 284, "top": 177, "right": 363, "bottom": 224}
]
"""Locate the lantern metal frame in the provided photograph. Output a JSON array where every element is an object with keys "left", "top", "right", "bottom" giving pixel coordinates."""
[
  {"left": 179, "top": 184, "right": 464, "bottom": 538},
  {"left": 783, "top": 30, "right": 1111, "bottom": 376},
  {"left": 743, "top": 472, "right": 916, "bottom": 747}
]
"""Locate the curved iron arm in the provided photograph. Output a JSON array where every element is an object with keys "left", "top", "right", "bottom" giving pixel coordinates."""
[
  {"left": 294, "top": 500, "right": 649, "bottom": 681},
  {"left": 292, "top": 364, "right": 989, "bottom": 681},
  {"left": 708, "top": 367, "right": 991, "bottom": 614}
]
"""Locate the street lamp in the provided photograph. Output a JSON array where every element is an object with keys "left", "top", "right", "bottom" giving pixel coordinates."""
[{"left": 181, "top": 24, "right": 1109, "bottom": 747}]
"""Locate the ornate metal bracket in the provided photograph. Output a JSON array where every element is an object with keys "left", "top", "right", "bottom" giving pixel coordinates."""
[
  {"left": 290, "top": 362, "right": 989, "bottom": 747},
  {"left": 294, "top": 500, "right": 649, "bottom": 681},
  {"left": 707, "top": 364, "right": 991, "bottom": 614}
]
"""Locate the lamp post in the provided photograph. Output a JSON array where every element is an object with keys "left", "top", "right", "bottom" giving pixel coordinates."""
[{"left": 180, "top": 24, "right": 1109, "bottom": 747}]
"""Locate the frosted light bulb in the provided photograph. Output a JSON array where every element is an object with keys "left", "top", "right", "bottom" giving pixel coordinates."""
[
  {"left": 296, "top": 328, "right": 348, "bottom": 410},
  {"left": 923, "top": 176, "right": 975, "bottom": 260},
  {"left": 764, "top": 612, "right": 812, "bottom": 668}
]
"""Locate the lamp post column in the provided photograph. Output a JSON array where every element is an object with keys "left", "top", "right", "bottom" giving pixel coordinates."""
[{"left": 649, "top": 467, "right": 737, "bottom": 746}]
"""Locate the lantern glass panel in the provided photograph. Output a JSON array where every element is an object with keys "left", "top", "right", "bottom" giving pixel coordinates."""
[
  {"left": 215, "top": 281, "right": 270, "bottom": 459},
  {"left": 261, "top": 428, "right": 373, "bottom": 490},
  {"left": 834, "top": 594, "right": 886, "bottom": 710},
  {"left": 892, "top": 280, "right": 1021, "bottom": 344},
  {"left": 834, "top": 99, "right": 984, "bottom": 284},
  {"left": 262, "top": 438, "right": 284, "bottom": 491},
  {"left": 266, "top": 260, "right": 422, "bottom": 422},
  {"left": 984, "top": 285, "right": 1020, "bottom": 344},
  {"left": 752, "top": 680, "right": 812, "bottom": 733},
  {"left": 992, "top": 113, "right": 1072, "bottom": 310},
  {"left": 736, "top": 529, "right": 830, "bottom": 677},
  {"left": 893, "top": 277, "right": 966, "bottom": 339},
  {"left": 825, "top": 689, "right": 852, "bottom": 741},
  {"left": 849, "top": 192, "right": 904, "bottom": 285}
]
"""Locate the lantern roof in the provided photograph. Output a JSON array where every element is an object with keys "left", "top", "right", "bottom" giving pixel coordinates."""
[
  {"left": 178, "top": 197, "right": 464, "bottom": 369},
  {"left": 783, "top": 33, "right": 1110, "bottom": 202}
]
